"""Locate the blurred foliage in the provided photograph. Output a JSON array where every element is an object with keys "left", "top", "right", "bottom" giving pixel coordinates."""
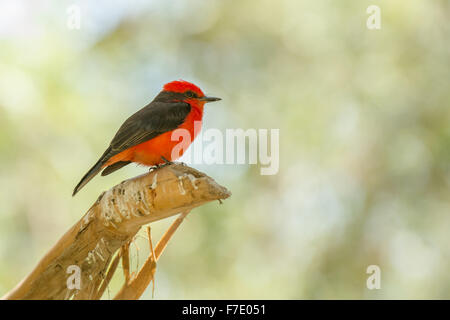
[{"left": 0, "top": 0, "right": 449, "bottom": 299}]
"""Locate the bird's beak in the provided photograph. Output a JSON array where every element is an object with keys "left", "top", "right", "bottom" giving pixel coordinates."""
[{"left": 199, "top": 96, "right": 221, "bottom": 103}]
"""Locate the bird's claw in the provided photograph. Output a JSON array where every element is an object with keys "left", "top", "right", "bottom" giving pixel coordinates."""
[
  {"left": 148, "top": 157, "right": 186, "bottom": 172},
  {"left": 156, "top": 162, "right": 172, "bottom": 169},
  {"left": 148, "top": 157, "right": 174, "bottom": 171}
]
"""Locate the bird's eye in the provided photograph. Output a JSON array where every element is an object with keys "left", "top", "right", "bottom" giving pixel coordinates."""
[{"left": 185, "top": 91, "right": 197, "bottom": 98}]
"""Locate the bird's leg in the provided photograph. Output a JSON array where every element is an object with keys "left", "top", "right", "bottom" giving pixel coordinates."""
[
  {"left": 153, "top": 156, "right": 174, "bottom": 169},
  {"left": 161, "top": 156, "right": 173, "bottom": 165},
  {"left": 148, "top": 157, "right": 174, "bottom": 172}
]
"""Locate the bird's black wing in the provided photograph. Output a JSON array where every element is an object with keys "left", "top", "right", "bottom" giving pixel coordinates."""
[
  {"left": 72, "top": 101, "right": 190, "bottom": 196},
  {"left": 108, "top": 101, "right": 191, "bottom": 157}
]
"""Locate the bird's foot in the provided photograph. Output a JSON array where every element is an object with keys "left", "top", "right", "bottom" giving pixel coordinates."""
[
  {"left": 148, "top": 157, "right": 186, "bottom": 172},
  {"left": 150, "top": 157, "right": 174, "bottom": 170},
  {"left": 158, "top": 156, "right": 174, "bottom": 168},
  {"left": 161, "top": 156, "right": 173, "bottom": 165}
]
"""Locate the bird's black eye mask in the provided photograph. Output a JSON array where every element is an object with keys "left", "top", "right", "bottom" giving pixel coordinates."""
[
  {"left": 154, "top": 90, "right": 191, "bottom": 102},
  {"left": 184, "top": 90, "right": 199, "bottom": 98}
]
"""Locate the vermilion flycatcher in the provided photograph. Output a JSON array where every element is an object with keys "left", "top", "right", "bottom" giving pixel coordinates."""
[{"left": 73, "top": 80, "right": 220, "bottom": 196}]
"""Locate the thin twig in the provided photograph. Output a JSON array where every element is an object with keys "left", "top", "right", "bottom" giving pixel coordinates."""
[
  {"left": 121, "top": 242, "right": 131, "bottom": 284},
  {"left": 94, "top": 251, "right": 121, "bottom": 300},
  {"left": 147, "top": 226, "right": 156, "bottom": 298}
]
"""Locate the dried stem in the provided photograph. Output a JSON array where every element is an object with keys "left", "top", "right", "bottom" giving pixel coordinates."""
[
  {"left": 121, "top": 243, "right": 131, "bottom": 284},
  {"left": 93, "top": 251, "right": 121, "bottom": 300}
]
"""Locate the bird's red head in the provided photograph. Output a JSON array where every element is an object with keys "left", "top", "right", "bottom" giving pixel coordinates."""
[
  {"left": 162, "top": 80, "right": 221, "bottom": 104},
  {"left": 163, "top": 80, "right": 204, "bottom": 97}
]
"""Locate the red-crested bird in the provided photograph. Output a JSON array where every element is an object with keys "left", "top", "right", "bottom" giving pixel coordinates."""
[{"left": 72, "top": 80, "right": 220, "bottom": 196}]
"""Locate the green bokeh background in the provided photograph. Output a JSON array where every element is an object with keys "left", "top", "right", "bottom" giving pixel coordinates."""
[{"left": 0, "top": 0, "right": 449, "bottom": 299}]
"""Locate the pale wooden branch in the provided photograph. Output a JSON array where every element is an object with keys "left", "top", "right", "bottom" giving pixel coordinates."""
[{"left": 2, "top": 163, "right": 231, "bottom": 300}]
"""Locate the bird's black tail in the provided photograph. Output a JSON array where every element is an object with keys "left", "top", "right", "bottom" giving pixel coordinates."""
[{"left": 72, "top": 147, "right": 113, "bottom": 196}]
